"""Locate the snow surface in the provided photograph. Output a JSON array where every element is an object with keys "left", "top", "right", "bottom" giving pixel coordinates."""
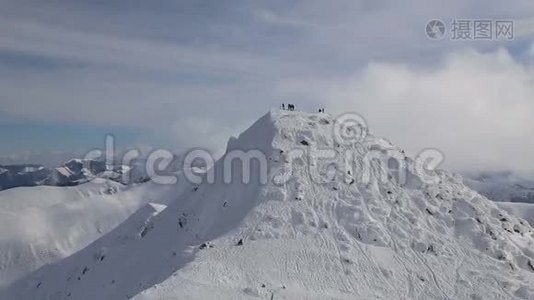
[
  {"left": 0, "top": 177, "right": 190, "bottom": 289},
  {"left": 2, "top": 110, "right": 534, "bottom": 299}
]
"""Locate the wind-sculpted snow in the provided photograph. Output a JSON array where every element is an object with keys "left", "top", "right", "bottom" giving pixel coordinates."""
[{"left": 3, "top": 110, "right": 534, "bottom": 299}]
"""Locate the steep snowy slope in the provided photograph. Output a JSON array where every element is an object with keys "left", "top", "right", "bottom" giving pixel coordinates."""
[
  {"left": 0, "top": 178, "right": 189, "bottom": 289},
  {"left": 4, "top": 110, "right": 534, "bottom": 300}
]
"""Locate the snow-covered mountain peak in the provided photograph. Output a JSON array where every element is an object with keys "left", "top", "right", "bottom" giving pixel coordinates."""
[{"left": 4, "top": 110, "right": 534, "bottom": 300}]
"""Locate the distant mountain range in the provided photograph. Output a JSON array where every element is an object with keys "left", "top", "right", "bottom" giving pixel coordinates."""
[
  {"left": 0, "top": 159, "right": 149, "bottom": 191},
  {"left": 463, "top": 171, "right": 534, "bottom": 203}
]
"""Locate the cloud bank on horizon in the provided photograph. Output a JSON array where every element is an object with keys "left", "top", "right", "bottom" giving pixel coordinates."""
[{"left": 1, "top": 0, "right": 534, "bottom": 175}]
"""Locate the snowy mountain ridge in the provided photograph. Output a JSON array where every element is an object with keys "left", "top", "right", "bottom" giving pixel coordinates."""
[{"left": 3, "top": 110, "right": 534, "bottom": 299}]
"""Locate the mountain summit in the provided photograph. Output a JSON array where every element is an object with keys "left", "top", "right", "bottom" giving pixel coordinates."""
[{"left": 4, "top": 110, "right": 534, "bottom": 300}]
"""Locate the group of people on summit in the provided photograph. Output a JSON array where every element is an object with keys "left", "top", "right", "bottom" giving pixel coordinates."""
[
  {"left": 281, "top": 103, "right": 295, "bottom": 111},
  {"left": 281, "top": 103, "right": 325, "bottom": 113}
]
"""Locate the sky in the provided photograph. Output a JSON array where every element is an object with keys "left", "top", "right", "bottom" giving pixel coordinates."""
[{"left": 1, "top": 0, "right": 534, "bottom": 175}]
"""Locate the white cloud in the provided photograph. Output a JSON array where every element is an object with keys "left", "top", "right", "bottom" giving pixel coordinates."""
[{"left": 278, "top": 48, "right": 534, "bottom": 175}]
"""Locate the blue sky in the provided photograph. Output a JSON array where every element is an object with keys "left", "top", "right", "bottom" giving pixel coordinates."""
[
  {"left": 1, "top": 0, "right": 534, "bottom": 174},
  {"left": 0, "top": 118, "right": 141, "bottom": 155}
]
